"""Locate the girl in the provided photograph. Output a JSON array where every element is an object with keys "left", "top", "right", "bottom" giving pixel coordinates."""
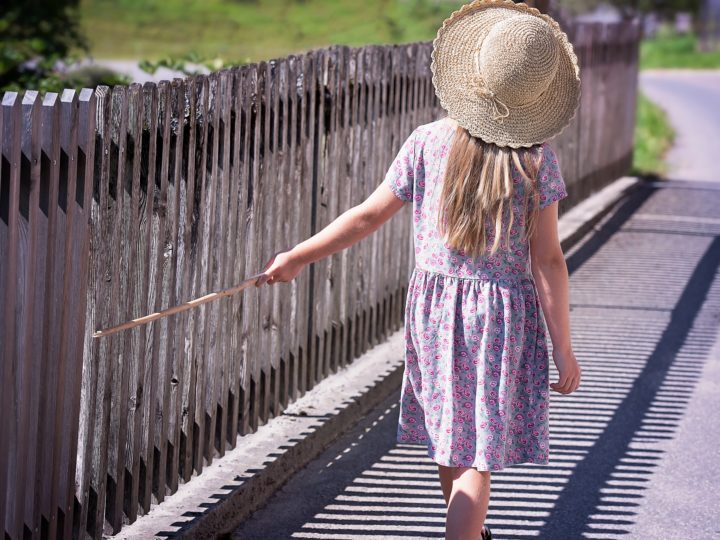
[{"left": 256, "top": 1, "right": 582, "bottom": 538}]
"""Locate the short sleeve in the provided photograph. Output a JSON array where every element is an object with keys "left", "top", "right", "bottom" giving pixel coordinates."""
[
  {"left": 383, "top": 130, "right": 417, "bottom": 203},
  {"left": 537, "top": 143, "right": 568, "bottom": 209}
]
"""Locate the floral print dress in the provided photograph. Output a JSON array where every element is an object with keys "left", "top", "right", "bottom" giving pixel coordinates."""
[{"left": 383, "top": 117, "right": 568, "bottom": 471}]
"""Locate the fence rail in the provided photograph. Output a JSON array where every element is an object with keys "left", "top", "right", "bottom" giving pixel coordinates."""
[{"left": 1, "top": 18, "right": 641, "bottom": 540}]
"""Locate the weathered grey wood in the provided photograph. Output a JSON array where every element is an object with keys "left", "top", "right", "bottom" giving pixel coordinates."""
[
  {"left": 370, "top": 47, "right": 388, "bottom": 343},
  {"left": 356, "top": 46, "right": 370, "bottom": 358},
  {"left": 577, "top": 23, "right": 597, "bottom": 199},
  {"left": 376, "top": 47, "right": 389, "bottom": 344},
  {"left": 154, "top": 81, "right": 179, "bottom": 502},
  {"left": 199, "top": 72, "right": 220, "bottom": 465},
  {"left": 17, "top": 90, "right": 42, "bottom": 537},
  {"left": 220, "top": 68, "right": 242, "bottom": 448},
  {"left": 316, "top": 49, "right": 332, "bottom": 380},
  {"left": 329, "top": 47, "right": 343, "bottom": 375},
  {"left": 245, "top": 64, "right": 262, "bottom": 432},
  {"left": 1, "top": 91, "right": 21, "bottom": 540},
  {"left": 0, "top": 97, "right": 5, "bottom": 538},
  {"left": 134, "top": 84, "right": 158, "bottom": 519},
  {"left": 76, "top": 84, "right": 110, "bottom": 539},
  {"left": 49, "top": 90, "right": 75, "bottom": 538},
  {"left": 327, "top": 47, "right": 341, "bottom": 376},
  {"left": 189, "top": 75, "right": 212, "bottom": 474},
  {"left": 66, "top": 87, "right": 96, "bottom": 540},
  {"left": 380, "top": 45, "right": 392, "bottom": 343},
  {"left": 296, "top": 52, "right": 311, "bottom": 397},
  {"left": 367, "top": 46, "right": 378, "bottom": 349},
  {"left": 344, "top": 48, "right": 360, "bottom": 366},
  {"left": 110, "top": 84, "right": 141, "bottom": 532},
  {"left": 234, "top": 66, "right": 252, "bottom": 437},
  {"left": 151, "top": 78, "right": 174, "bottom": 508},
  {"left": 286, "top": 54, "right": 303, "bottom": 403},
  {"left": 266, "top": 60, "right": 282, "bottom": 402},
  {"left": 317, "top": 49, "right": 328, "bottom": 379},
  {"left": 92, "top": 83, "right": 121, "bottom": 538},
  {"left": 178, "top": 77, "right": 199, "bottom": 483},
  {"left": 167, "top": 77, "right": 188, "bottom": 494},
  {"left": 203, "top": 71, "right": 224, "bottom": 463},
  {"left": 258, "top": 60, "right": 274, "bottom": 426},
  {"left": 232, "top": 67, "right": 250, "bottom": 440},
  {"left": 214, "top": 69, "right": 234, "bottom": 456},
  {"left": 389, "top": 48, "right": 401, "bottom": 335},
  {"left": 276, "top": 58, "right": 292, "bottom": 409},
  {"left": 224, "top": 68, "right": 244, "bottom": 447},
  {"left": 337, "top": 46, "right": 351, "bottom": 371},
  {"left": 332, "top": 46, "right": 346, "bottom": 372},
  {"left": 36, "top": 90, "right": 61, "bottom": 539},
  {"left": 303, "top": 52, "right": 318, "bottom": 392},
  {"left": 266, "top": 58, "right": 286, "bottom": 414},
  {"left": 104, "top": 84, "right": 130, "bottom": 534}
]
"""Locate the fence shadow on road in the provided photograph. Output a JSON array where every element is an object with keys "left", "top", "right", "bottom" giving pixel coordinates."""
[{"left": 232, "top": 177, "right": 720, "bottom": 539}]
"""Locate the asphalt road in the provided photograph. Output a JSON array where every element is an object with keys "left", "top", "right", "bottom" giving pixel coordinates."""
[
  {"left": 231, "top": 70, "right": 720, "bottom": 540},
  {"left": 638, "top": 69, "right": 720, "bottom": 182}
]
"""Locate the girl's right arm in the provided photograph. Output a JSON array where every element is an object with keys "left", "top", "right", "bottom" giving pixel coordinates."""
[{"left": 529, "top": 201, "right": 581, "bottom": 395}]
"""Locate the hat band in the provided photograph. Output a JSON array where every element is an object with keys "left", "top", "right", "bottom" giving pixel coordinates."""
[
  {"left": 469, "top": 74, "right": 510, "bottom": 124},
  {"left": 472, "top": 47, "right": 509, "bottom": 124}
]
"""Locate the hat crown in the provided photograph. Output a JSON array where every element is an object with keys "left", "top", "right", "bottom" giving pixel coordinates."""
[{"left": 476, "top": 14, "right": 560, "bottom": 108}]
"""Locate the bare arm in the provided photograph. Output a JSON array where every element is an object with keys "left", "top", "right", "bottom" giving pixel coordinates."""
[
  {"left": 529, "top": 201, "right": 581, "bottom": 394},
  {"left": 255, "top": 182, "right": 406, "bottom": 284}
]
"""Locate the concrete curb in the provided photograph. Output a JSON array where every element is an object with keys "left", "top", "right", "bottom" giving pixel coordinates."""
[{"left": 109, "top": 175, "right": 642, "bottom": 540}]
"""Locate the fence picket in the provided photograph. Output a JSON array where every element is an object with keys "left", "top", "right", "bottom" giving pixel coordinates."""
[
  {"left": 167, "top": 77, "right": 188, "bottom": 493},
  {"left": 37, "top": 90, "right": 61, "bottom": 538}
]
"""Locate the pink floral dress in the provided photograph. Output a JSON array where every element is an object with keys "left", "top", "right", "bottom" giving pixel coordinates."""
[{"left": 384, "top": 118, "right": 568, "bottom": 471}]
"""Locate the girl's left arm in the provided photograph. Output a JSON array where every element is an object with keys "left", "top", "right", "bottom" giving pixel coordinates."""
[{"left": 255, "top": 183, "right": 406, "bottom": 286}]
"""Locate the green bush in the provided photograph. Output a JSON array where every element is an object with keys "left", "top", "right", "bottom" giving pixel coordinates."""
[
  {"left": 1, "top": 0, "right": 130, "bottom": 93},
  {"left": 631, "top": 91, "right": 675, "bottom": 176},
  {"left": 640, "top": 24, "right": 720, "bottom": 69}
]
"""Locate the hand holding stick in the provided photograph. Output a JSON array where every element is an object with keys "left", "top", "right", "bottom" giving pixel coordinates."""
[{"left": 93, "top": 272, "right": 267, "bottom": 338}]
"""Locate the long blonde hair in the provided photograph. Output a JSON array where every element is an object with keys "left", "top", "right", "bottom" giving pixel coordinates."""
[{"left": 437, "top": 124, "right": 543, "bottom": 257}]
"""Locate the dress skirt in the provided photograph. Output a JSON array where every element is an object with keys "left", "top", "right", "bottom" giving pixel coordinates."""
[{"left": 396, "top": 266, "right": 551, "bottom": 472}]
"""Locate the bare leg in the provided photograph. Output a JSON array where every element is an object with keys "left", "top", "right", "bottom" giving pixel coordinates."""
[
  {"left": 440, "top": 466, "right": 491, "bottom": 540},
  {"left": 437, "top": 464, "right": 454, "bottom": 506}
]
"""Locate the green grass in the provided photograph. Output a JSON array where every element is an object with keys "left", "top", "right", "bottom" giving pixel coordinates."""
[
  {"left": 76, "top": 0, "right": 466, "bottom": 62},
  {"left": 640, "top": 24, "right": 720, "bottom": 69},
  {"left": 631, "top": 90, "right": 675, "bottom": 177}
]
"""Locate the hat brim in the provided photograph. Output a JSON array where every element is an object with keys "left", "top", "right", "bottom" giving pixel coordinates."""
[{"left": 431, "top": 0, "right": 581, "bottom": 148}]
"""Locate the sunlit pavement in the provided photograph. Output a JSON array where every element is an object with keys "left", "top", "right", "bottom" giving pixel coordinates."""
[{"left": 230, "top": 71, "right": 720, "bottom": 540}]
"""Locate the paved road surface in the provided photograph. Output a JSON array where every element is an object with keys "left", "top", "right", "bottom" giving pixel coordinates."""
[
  {"left": 231, "top": 70, "right": 720, "bottom": 539},
  {"left": 638, "top": 70, "right": 720, "bottom": 182}
]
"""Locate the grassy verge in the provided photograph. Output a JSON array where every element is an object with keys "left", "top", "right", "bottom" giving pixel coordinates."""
[
  {"left": 640, "top": 24, "right": 720, "bottom": 69},
  {"left": 76, "top": 0, "right": 465, "bottom": 62},
  {"left": 631, "top": 90, "right": 675, "bottom": 177}
]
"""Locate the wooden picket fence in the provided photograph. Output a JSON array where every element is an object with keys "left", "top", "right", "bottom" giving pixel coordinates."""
[{"left": 0, "top": 18, "right": 641, "bottom": 540}]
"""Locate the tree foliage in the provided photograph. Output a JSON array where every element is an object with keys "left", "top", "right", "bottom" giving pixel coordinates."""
[
  {"left": 556, "top": 0, "right": 702, "bottom": 18},
  {"left": 0, "top": 0, "right": 129, "bottom": 93}
]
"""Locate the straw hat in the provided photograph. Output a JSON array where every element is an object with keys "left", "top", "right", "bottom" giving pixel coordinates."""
[{"left": 431, "top": 0, "right": 581, "bottom": 148}]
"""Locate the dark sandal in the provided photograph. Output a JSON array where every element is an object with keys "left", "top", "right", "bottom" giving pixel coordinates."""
[{"left": 481, "top": 525, "right": 493, "bottom": 540}]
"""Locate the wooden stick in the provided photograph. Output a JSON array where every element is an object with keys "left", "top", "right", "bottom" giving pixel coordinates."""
[{"left": 93, "top": 272, "right": 266, "bottom": 338}]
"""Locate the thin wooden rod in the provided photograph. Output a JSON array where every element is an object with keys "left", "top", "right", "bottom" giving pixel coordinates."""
[{"left": 93, "top": 272, "right": 265, "bottom": 338}]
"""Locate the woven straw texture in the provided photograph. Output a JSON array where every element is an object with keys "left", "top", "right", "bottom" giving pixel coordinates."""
[{"left": 431, "top": 0, "right": 581, "bottom": 148}]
